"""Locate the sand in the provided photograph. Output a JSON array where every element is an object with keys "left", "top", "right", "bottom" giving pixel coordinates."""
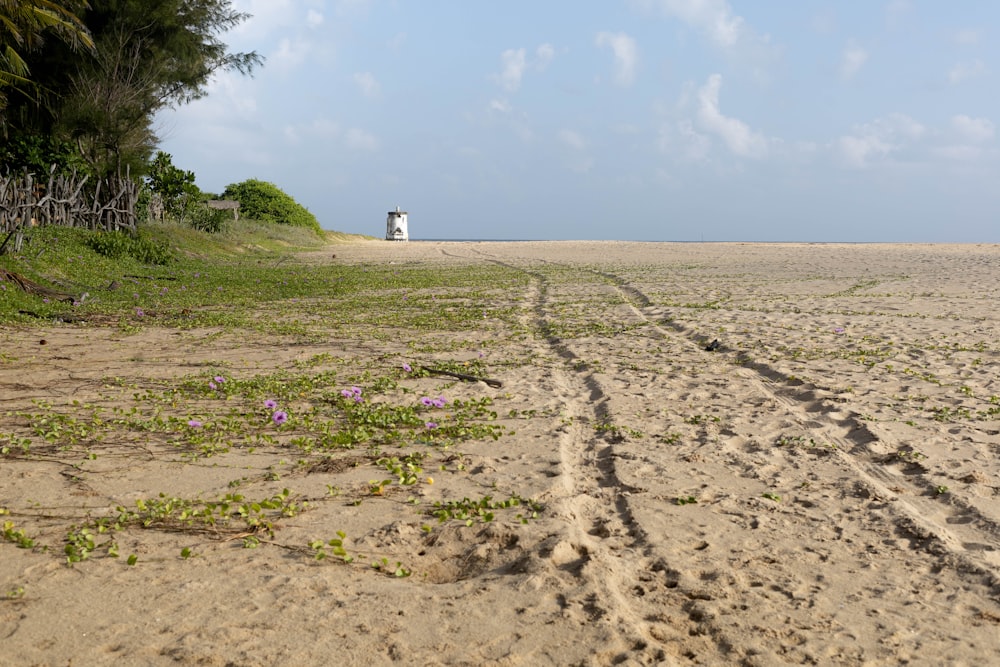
[{"left": 2, "top": 241, "right": 999, "bottom": 666}]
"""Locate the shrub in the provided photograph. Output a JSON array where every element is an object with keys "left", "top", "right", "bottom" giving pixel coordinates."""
[
  {"left": 85, "top": 231, "right": 173, "bottom": 265},
  {"left": 145, "top": 152, "right": 199, "bottom": 217},
  {"left": 187, "top": 204, "right": 228, "bottom": 233},
  {"left": 222, "top": 179, "right": 321, "bottom": 234}
]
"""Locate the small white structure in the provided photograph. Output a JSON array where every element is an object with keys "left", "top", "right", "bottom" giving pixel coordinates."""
[{"left": 386, "top": 206, "right": 408, "bottom": 241}]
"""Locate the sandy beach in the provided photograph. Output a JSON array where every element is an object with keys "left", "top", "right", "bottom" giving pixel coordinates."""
[{"left": 2, "top": 241, "right": 1000, "bottom": 666}]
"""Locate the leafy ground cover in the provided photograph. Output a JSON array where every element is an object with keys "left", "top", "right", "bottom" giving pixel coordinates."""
[{"left": 0, "top": 221, "right": 540, "bottom": 574}]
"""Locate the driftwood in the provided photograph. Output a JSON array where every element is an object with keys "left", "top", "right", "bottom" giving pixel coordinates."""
[
  {"left": 420, "top": 366, "right": 503, "bottom": 389},
  {"left": 0, "top": 268, "right": 81, "bottom": 303},
  {"left": 0, "top": 165, "right": 138, "bottom": 254}
]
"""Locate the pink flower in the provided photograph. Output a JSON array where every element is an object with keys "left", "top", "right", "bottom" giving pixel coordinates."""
[
  {"left": 425, "top": 422, "right": 438, "bottom": 429},
  {"left": 188, "top": 420, "right": 202, "bottom": 428},
  {"left": 402, "top": 363, "right": 412, "bottom": 373},
  {"left": 272, "top": 411, "right": 288, "bottom": 426},
  {"left": 264, "top": 399, "right": 277, "bottom": 409}
]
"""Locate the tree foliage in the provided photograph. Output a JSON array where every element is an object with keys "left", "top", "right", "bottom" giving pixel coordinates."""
[
  {"left": 0, "top": 0, "right": 94, "bottom": 110},
  {"left": 223, "top": 180, "right": 322, "bottom": 234},
  {"left": 145, "top": 151, "right": 198, "bottom": 215},
  {"left": 1, "top": 1, "right": 261, "bottom": 177}
]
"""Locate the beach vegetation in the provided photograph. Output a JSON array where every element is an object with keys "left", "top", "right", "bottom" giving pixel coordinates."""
[
  {"left": 222, "top": 179, "right": 322, "bottom": 234},
  {"left": 0, "top": 222, "right": 545, "bottom": 576}
]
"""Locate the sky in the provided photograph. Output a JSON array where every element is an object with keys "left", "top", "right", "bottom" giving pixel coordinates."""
[{"left": 156, "top": 1, "right": 1000, "bottom": 242}]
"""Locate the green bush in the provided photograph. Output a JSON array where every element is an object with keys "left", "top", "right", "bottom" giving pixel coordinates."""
[
  {"left": 187, "top": 204, "right": 228, "bottom": 233},
  {"left": 145, "top": 152, "right": 200, "bottom": 217},
  {"left": 85, "top": 231, "right": 173, "bottom": 265},
  {"left": 222, "top": 179, "right": 321, "bottom": 234}
]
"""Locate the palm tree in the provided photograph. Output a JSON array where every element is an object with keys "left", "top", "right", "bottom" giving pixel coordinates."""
[{"left": 0, "top": 0, "right": 93, "bottom": 110}]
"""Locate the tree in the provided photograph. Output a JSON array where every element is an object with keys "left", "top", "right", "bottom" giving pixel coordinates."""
[
  {"left": 3, "top": 1, "right": 261, "bottom": 176},
  {"left": 0, "top": 0, "right": 93, "bottom": 114},
  {"left": 223, "top": 180, "right": 322, "bottom": 234},
  {"left": 145, "top": 151, "right": 198, "bottom": 215}
]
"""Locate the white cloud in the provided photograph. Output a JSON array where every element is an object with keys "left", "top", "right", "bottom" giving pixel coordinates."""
[
  {"left": 836, "top": 113, "right": 925, "bottom": 168},
  {"left": 536, "top": 43, "right": 555, "bottom": 70},
  {"left": 837, "top": 134, "right": 892, "bottom": 169},
  {"left": 345, "top": 128, "right": 378, "bottom": 151},
  {"left": 840, "top": 41, "right": 868, "bottom": 80},
  {"left": 306, "top": 9, "right": 324, "bottom": 27},
  {"left": 648, "top": 0, "right": 745, "bottom": 47},
  {"left": 953, "top": 29, "right": 980, "bottom": 45},
  {"left": 497, "top": 48, "right": 528, "bottom": 91},
  {"left": 952, "top": 115, "right": 995, "bottom": 142},
  {"left": 672, "top": 120, "right": 711, "bottom": 161},
  {"left": 558, "top": 129, "right": 586, "bottom": 151},
  {"left": 353, "top": 71, "right": 380, "bottom": 97},
  {"left": 494, "top": 44, "right": 557, "bottom": 92},
  {"left": 695, "top": 74, "right": 768, "bottom": 158},
  {"left": 633, "top": 0, "right": 779, "bottom": 80},
  {"left": 948, "top": 60, "right": 986, "bottom": 85},
  {"left": 489, "top": 98, "right": 511, "bottom": 114},
  {"left": 596, "top": 31, "right": 639, "bottom": 86}
]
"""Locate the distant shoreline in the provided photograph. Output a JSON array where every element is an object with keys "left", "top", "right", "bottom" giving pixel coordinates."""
[{"left": 406, "top": 238, "right": 997, "bottom": 245}]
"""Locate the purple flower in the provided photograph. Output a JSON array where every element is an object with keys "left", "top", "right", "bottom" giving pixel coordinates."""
[
  {"left": 188, "top": 420, "right": 202, "bottom": 428},
  {"left": 425, "top": 422, "right": 438, "bottom": 429},
  {"left": 351, "top": 386, "right": 362, "bottom": 397},
  {"left": 135, "top": 308, "right": 144, "bottom": 317},
  {"left": 264, "top": 399, "right": 277, "bottom": 409},
  {"left": 834, "top": 327, "right": 845, "bottom": 334},
  {"left": 208, "top": 382, "right": 217, "bottom": 390},
  {"left": 432, "top": 396, "right": 447, "bottom": 408},
  {"left": 42, "top": 298, "right": 49, "bottom": 303},
  {"left": 272, "top": 411, "right": 288, "bottom": 426},
  {"left": 341, "top": 389, "right": 354, "bottom": 399},
  {"left": 421, "top": 397, "right": 434, "bottom": 406},
  {"left": 214, "top": 376, "right": 225, "bottom": 384},
  {"left": 402, "top": 363, "right": 412, "bottom": 373}
]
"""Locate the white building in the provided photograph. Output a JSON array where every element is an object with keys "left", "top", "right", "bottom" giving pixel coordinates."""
[{"left": 386, "top": 206, "right": 408, "bottom": 241}]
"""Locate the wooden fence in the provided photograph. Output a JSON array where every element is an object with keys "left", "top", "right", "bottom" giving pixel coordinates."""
[{"left": 0, "top": 166, "right": 138, "bottom": 253}]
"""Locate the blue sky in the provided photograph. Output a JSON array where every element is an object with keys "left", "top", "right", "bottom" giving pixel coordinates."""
[{"left": 156, "top": 1, "right": 999, "bottom": 241}]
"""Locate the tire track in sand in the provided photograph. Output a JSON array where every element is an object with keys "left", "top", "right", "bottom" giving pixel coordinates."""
[
  {"left": 596, "top": 266, "right": 1000, "bottom": 663},
  {"left": 442, "top": 248, "right": 1000, "bottom": 663},
  {"left": 450, "top": 248, "right": 733, "bottom": 665},
  {"left": 623, "top": 289, "right": 1000, "bottom": 585}
]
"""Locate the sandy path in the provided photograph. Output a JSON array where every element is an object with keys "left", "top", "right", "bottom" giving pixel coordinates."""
[{"left": 2, "top": 241, "right": 999, "bottom": 665}]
